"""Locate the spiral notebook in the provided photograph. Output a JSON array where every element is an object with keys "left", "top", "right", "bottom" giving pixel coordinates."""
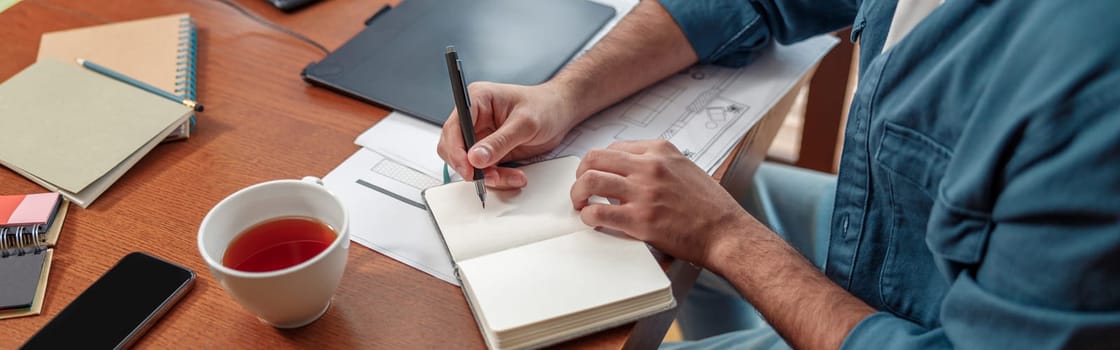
[
  {"left": 0, "top": 192, "right": 69, "bottom": 320},
  {"left": 0, "top": 60, "right": 193, "bottom": 208},
  {"left": 37, "top": 13, "right": 198, "bottom": 141}
]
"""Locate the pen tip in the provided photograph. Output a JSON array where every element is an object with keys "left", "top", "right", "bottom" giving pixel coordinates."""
[
  {"left": 76, "top": 58, "right": 85, "bottom": 65},
  {"left": 195, "top": 104, "right": 205, "bottom": 112},
  {"left": 446, "top": 46, "right": 455, "bottom": 53}
]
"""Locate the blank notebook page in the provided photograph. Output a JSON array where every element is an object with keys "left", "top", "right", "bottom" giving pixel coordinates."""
[
  {"left": 457, "top": 229, "right": 669, "bottom": 333},
  {"left": 424, "top": 157, "right": 590, "bottom": 261}
]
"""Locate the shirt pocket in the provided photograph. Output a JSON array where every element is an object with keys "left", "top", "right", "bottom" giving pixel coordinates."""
[
  {"left": 926, "top": 190, "right": 994, "bottom": 267},
  {"left": 873, "top": 121, "right": 952, "bottom": 327}
]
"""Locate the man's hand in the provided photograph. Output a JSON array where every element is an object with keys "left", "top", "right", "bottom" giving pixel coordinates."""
[
  {"left": 437, "top": 82, "right": 580, "bottom": 189},
  {"left": 435, "top": 0, "right": 696, "bottom": 190},
  {"left": 574, "top": 139, "right": 876, "bottom": 349},
  {"left": 570, "top": 139, "right": 754, "bottom": 266}
]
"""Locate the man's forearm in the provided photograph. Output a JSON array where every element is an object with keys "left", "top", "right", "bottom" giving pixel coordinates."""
[
  {"left": 709, "top": 217, "right": 876, "bottom": 350},
  {"left": 548, "top": 0, "right": 697, "bottom": 124}
]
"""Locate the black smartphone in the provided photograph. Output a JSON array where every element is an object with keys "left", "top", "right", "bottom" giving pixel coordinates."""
[{"left": 22, "top": 252, "right": 195, "bottom": 349}]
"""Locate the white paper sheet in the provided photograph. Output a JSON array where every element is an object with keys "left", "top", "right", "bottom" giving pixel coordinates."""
[
  {"left": 323, "top": 148, "right": 458, "bottom": 285},
  {"left": 533, "top": 35, "right": 839, "bottom": 174},
  {"left": 355, "top": 112, "right": 446, "bottom": 179}
]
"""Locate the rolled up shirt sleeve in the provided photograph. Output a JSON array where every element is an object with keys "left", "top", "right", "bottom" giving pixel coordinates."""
[{"left": 656, "top": 0, "right": 858, "bottom": 66}]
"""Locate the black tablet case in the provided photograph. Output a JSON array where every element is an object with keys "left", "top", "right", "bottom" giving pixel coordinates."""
[{"left": 302, "top": 0, "right": 615, "bottom": 125}]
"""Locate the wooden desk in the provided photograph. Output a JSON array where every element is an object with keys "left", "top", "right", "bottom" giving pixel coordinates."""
[{"left": 0, "top": 0, "right": 801, "bottom": 348}]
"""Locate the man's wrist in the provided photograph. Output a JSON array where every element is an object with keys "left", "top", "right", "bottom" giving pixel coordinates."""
[
  {"left": 541, "top": 78, "right": 593, "bottom": 128},
  {"left": 704, "top": 213, "right": 766, "bottom": 276}
]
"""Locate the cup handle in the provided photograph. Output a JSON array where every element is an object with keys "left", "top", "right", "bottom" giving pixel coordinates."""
[{"left": 302, "top": 176, "right": 324, "bottom": 186}]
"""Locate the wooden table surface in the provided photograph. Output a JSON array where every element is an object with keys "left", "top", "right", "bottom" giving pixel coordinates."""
[
  {"left": 0, "top": 0, "right": 798, "bottom": 348},
  {"left": 0, "top": 0, "right": 640, "bottom": 348}
]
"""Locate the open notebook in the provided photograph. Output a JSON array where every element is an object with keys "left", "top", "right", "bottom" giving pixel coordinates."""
[{"left": 423, "top": 157, "right": 674, "bottom": 349}]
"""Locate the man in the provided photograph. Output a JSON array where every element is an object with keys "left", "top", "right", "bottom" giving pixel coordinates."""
[{"left": 436, "top": 0, "right": 1120, "bottom": 348}]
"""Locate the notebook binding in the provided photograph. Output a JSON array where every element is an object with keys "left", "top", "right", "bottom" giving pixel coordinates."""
[
  {"left": 0, "top": 225, "right": 46, "bottom": 258},
  {"left": 175, "top": 16, "right": 198, "bottom": 130}
]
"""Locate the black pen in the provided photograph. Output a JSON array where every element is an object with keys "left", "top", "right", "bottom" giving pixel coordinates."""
[{"left": 445, "top": 46, "right": 487, "bottom": 208}]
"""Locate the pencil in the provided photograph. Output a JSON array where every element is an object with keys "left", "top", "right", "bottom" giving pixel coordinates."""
[{"left": 76, "top": 58, "right": 204, "bottom": 112}]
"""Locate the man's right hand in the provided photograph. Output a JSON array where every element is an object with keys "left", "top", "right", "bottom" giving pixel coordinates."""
[
  {"left": 436, "top": 81, "right": 581, "bottom": 190},
  {"left": 437, "top": 0, "right": 695, "bottom": 190}
]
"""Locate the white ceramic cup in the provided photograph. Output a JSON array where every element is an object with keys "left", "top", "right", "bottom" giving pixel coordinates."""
[{"left": 198, "top": 177, "right": 349, "bottom": 328}]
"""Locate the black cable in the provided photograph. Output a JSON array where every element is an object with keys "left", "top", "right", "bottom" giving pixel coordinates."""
[{"left": 211, "top": 0, "right": 331, "bottom": 56}]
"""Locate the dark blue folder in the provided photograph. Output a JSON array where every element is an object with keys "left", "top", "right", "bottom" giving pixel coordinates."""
[{"left": 302, "top": 0, "right": 615, "bottom": 125}]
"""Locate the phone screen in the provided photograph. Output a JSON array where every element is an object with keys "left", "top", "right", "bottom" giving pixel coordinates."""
[{"left": 22, "top": 252, "right": 195, "bottom": 349}]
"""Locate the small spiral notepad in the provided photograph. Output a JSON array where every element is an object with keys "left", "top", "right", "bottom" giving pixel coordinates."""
[
  {"left": 0, "top": 192, "right": 68, "bottom": 320},
  {"left": 38, "top": 13, "right": 199, "bottom": 141}
]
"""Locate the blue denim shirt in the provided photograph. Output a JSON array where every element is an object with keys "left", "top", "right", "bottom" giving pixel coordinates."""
[{"left": 659, "top": 0, "right": 1120, "bottom": 348}]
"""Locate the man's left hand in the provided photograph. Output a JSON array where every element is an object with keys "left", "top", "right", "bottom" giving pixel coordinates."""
[{"left": 570, "top": 139, "right": 756, "bottom": 266}]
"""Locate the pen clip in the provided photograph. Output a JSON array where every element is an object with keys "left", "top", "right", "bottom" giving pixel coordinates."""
[{"left": 456, "top": 59, "right": 471, "bottom": 109}]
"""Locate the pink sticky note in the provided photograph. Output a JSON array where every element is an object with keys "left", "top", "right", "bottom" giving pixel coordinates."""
[
  {"left": 0, "top": 194, "right": 24, "bottom": 225},
  {"left": 7, "top": 193, "right": 60, "bottom": 226}
]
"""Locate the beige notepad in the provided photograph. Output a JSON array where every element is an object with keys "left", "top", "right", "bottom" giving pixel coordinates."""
[
  {"left": 0, "top": 60, "right": 191, "bottom": 208},
  {"left": 423, "top": 157, "right": 675, "bottom": 350},
  {"left": 37, "top": 13, "right": 197, "bottom": 140}
]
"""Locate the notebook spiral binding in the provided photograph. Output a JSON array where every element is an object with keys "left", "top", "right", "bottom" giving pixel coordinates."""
[
  {"left": 175, "top": 16, "right": 198, "bottom": 130},
  {"left": 0, "top": 225, "right": 46, "bottom": 258}
]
